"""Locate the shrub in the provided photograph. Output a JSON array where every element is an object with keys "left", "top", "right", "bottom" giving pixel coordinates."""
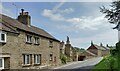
[{"left": 60, "top": 53, "right": 67, "bottom": 64}]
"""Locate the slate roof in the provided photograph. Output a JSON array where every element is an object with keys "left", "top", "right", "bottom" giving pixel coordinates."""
[
  {"left": 81, "top": 50, "right": 97, "bottom": 56},
  {"left": 102, "top": 46, "right": 110, "bottom": 50},
  {"left": 94, "top": 44, "right": 106, "bottom": 50},
  {"left": 0, "top": 14, "right": 59, "bottom": 42},
  {"left": 85, "top": 50, "right": 97, "bottom": 56},
  {"left": 92, "top": 44, "right": 110, "bottom": 50}
]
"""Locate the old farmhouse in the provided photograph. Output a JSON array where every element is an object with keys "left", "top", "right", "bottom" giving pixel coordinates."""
[
  {"left": 0, "top": 9, "right": 60, "bottom": 69},
  {"left": 87, "top": 41, "right": 110, "bottom": 58}
]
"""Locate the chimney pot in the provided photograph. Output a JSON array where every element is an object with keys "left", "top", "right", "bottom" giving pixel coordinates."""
[
  {"left": 21, "top": 9, "right": 24, "bottom": 15},
  {"left": 25, "top": 12, "right": 29, "bottom": 15}
]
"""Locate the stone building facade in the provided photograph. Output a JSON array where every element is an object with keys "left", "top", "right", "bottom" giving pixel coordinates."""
[
  {"left": 0, "top": 9, "right": 60, "bottom": 69},
  {"left": 72, "top": 48, "right": 79, "bottom": 61},
  {"left": 86, "top": 41, "right": 110, "bottom": 57},
  {"left": 60, "top": 41, "right": 65, "bottom": 54},
  {"left": 81, "top": 50, "right": 97, "bottom": 59},
  {"left": 60, "top": 36, "right": 78, "bottom": 62}
]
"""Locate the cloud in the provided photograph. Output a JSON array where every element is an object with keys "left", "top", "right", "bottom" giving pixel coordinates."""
[
  {"left": 41, "top": 2, "right": 109, "bottom": 30},
  {"left": 42, "top": 8, "right": 108, "bottom": 30},
  {"left": 41, "top": 3, "right": 117, "bottom": 49},
  {"left": 42, "top": 9, "right": 65, "bottom": 21},
  {"left": 56, "top": 8, "right": 74, "bottom": 14},
  {"left": 41, "top": 2, "right": 75, "bottom": 21},
  {"left": 71, "top": 29, "right": 118, "bottom": 49},
  {"left": 67, "top": 15, "right": 108, "bottom": 30}
]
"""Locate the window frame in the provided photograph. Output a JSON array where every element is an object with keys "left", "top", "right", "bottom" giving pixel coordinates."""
[
  {"left": 0, "top": 32, "right": 7, "bottom": 43},
  {"left": 34, "top": 37, "right": 40, "bottom": 45},
  {"left": 23, "top": 54, "right": 31, "bottom": 65},
  {"left": 49, "top": 54, "right": 53, "bottom": 61},
  {"left": 49, "top": 40, "right": 53, "bottom": 48},
  {"left": 26, "top": 34, "right": 32, "bottom": 44},
  {"left": 34, "top": 54, "right": 41, "bottom": 64},
  {"left": 0, "top": 58, "right": 4, "bottom": 69}
]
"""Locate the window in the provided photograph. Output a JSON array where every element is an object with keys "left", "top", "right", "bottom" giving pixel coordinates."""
[
  {"left": 23, "top": 54, "right": 31, "bottom": 65},
  {"left": 0, "top": 32, "right": 6, "bottom": 43},
  {"left": 0, "top": 58, "right": 4, "bottom": 69},
  {"left": 1, "top": 34, "right": 5, "bottom": 41},
  {"left": 26, "top": 35, "right": 32, "bottom": 43},
  {"left": 49, "top": 40, "right": 53, "bottom": 48},
  {"left": 34, "top": 54, "right": 41, "bottom": 64},
  {"left": 49, "top": 54, "right": 53, "bottom": 61},
  {"left": 34, "top": 37, "right": 39, "bottom": 44}
]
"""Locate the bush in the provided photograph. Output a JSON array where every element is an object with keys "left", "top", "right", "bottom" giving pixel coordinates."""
[
  {"left": 60, "top": 53, "right": 67, "bottom": 64},
  {"left": 110, "top": 49, "right": 118, "bottom": 56}
]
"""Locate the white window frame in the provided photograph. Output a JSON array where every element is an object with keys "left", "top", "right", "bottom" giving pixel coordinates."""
[
  {"left": 34, "top": 37, "right": 39, "bottom": 44},
  {"left": 26, "top": 35, "right": 32, "bottom": 43},
  {"left": 0, "top": 58, "right": 4, "bottom": 69},
  {"left": 0, "top": 31, "right": 7, "bottom": 43},
  {"left": 23, "top": 54, "right": 31, "bottom": 65},
  {"left": 34, "top": 54, "right": 41, "bottom": 64}
]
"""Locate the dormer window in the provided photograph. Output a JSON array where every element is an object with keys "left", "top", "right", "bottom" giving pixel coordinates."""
[
  {"left": 26, "top": 35, "right": 32, "bottom": 43},
  {"left": 0, "top": 32, "right": 6, "bottom": 43},
  {"left": 34, "top": 37, "right": 39, "bottom": 45}
]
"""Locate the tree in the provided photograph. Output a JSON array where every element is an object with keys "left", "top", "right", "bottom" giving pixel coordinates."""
[
  {"left": 100, "top": 2, "right": 120, "bottom": 70},
  {"left": 100, "top": 1, "right": 120, "bottom": 27}
]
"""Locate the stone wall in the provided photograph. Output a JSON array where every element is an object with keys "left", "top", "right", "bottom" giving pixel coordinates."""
[{"left": 1, "top": 30, "right": 60, "bottom": 69}]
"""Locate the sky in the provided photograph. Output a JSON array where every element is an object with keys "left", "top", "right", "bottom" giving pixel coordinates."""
[{"left": 0, "top": 1, "right": 118, "bottom": 49}]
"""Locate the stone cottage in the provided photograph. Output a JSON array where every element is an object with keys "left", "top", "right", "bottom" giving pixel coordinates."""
[
  {"left": 72, "top": 48, "right": 79, "bottom": 61},
  {"left": 80, "top": 50, "right": 97, "bottom": 59},
  {"left": 60, "top": 41, "right": 65, "bottom": 54},
  {"left": 87, "top": 41, "right": 110, "bottom": 57},
  {"left": 60, "top": 36, "right": 78, "bottom": 61},
  {"left": 0, "top": 9, "right": 60, "bottom": 69},
  {"left": 64, "top": 36, "right": 72, "bottom": 58}
]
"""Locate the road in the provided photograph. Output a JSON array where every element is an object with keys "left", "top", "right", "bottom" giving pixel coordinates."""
[{"left": 54, "top": 57, "right": 103, "bottom": 71}]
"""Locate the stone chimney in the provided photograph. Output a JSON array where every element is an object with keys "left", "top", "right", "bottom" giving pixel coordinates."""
[
  {"left": 100, "top": 43, "right": 103, "bottom": 47},
  {"left": 17, "top": 9, "right": 31, "bottom": 26},
  {"left": 91, "top": 40, "right": 93, "bottom": 46},
  {"left": 60, "top": 41, "right": 64, "bottom": 47},
  {"left": 61, "top": 41, "right": 64, "bottom": 44},
  {"left": 66, "top": 36, "right": 70, "bottom": 44},
  {"left": 106, "top": 44, "right": 109, "bottom": 47}
]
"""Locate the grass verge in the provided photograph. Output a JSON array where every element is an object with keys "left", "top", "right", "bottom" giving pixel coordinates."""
[{"left": 92, "top": 55, "right": 118, "bottom": 71}]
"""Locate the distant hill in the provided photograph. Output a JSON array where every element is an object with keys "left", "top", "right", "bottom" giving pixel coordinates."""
[{"left": 74, "top": 47, "right": 85, "bottom": 53}]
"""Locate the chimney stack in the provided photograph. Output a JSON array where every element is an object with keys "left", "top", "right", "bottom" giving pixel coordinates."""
[
  {"left": 100, "top": 43, "right": 103, "bottom": 47},
  {"left": 21, "top": 9, "right": 24, "bottom": 15},
  {"left": 66, "top": 36, "right": 70, "bottom": 44},
  {"left": 91, "top": 40, "right": 93, "bottom": 46},
  {"left": 106, "top": 44, "right": 109, "bottom": 47},
  {"left": 17, "top": 9, "right": 31, "bottom": 26}
]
